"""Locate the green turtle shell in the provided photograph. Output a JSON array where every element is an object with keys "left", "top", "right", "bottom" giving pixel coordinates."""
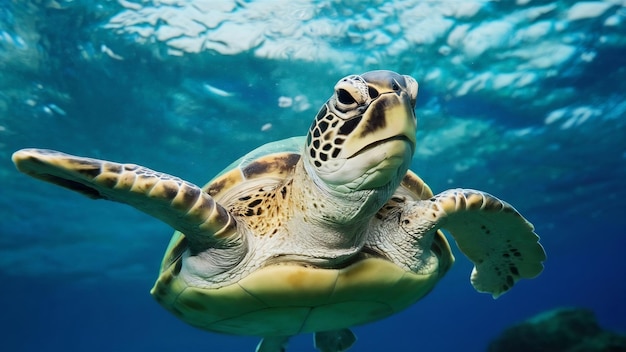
[{"left": 150, "top": 136, "right": 453, "bottom": 336}]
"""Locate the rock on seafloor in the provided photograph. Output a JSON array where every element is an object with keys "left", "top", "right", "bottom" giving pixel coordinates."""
[{"left": 488, "top": 307, "right": 626, "bottom": 352}]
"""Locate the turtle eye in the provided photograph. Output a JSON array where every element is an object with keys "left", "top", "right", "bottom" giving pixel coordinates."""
[
  {"left": 368, "top": 86, "right": 379, "bottom": 99},
  {"left": 337, "top": 89, "right": 356, "bottom": 105}
]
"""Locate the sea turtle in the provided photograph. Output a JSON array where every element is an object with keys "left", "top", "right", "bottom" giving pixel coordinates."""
[{"left": 12, "top": 70, "right": 545, "bottom": 352}]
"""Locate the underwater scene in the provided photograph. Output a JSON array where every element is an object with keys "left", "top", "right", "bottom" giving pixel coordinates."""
[{"left": 1, "top": 0, "right": 625, "bottom": 351}]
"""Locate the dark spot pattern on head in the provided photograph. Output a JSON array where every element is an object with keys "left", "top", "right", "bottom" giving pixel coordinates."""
[
  {"left": 318, "top": 121, "right": 329, "bottom": 134},
  {"left": 313, "top": 128, "right": 321, "bottom": 138},
  {"left": 359, "top": 100, "right": 388, "bottom": 137},
  {"left": 315, "top": 105, "right": 327, "bottom": 121},
  {"left": 306, "top": 103, "right": 355, "bottom": 167},
  {"left": 338, "top": 116, "right": 362, "bottom": 136}
]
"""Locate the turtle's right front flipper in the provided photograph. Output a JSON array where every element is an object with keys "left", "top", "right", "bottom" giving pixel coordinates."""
[
  {"left": 12, "top": 149, "right": 240, "bottom": 252},
  {"left": 400, "top": 189, "right": 546, "bottom": 299}
]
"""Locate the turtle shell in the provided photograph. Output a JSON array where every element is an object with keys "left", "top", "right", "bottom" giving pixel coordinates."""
[
  {"left": 150, "top": 136, "right": 453, "bottom": 336},
  {"left": 155, "top": 137, "right": 305, "bottom": 273}
]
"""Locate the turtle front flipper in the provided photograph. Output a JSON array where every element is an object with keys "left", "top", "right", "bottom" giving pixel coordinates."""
[
  {"left": 12, "top": 149, "right": 241, "bottom": 253},
  {"left": 402, "top": 189, "right": 546, "bottom": 298}
]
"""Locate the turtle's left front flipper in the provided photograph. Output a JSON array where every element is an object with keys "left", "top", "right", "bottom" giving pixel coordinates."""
[
  {"left": 404, "top": 189, "right": 546, "bottom": 298},
  {"left": 12, "top": 149, "right": 240, "bottom": 252}
]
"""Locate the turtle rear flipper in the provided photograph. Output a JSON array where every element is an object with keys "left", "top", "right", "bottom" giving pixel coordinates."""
[
  {"left": 402, "top": 189, "right": 546, "bottom": 298},
  {"left": 314, "top": 329, "right": 357, "bottom": 352},
  {"left": 256, "top": 335, "right": 289, "bottom": 352},
  {"left": 12, "top": 149, "right": 241, "bottom": 253}
]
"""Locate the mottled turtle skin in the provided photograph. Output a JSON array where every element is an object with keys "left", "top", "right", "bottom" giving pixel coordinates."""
[{"left": 12, "top": 71, "right": 546, "bottom": 352}]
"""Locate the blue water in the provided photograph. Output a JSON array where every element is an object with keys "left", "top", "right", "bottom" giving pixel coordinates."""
[{"left": 1, "top": 1, "right": 625, "bottom": 351}]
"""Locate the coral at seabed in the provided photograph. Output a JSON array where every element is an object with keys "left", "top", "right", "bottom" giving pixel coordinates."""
[{"left": 488, "top": 307, "right": 626, "bottom": 352}]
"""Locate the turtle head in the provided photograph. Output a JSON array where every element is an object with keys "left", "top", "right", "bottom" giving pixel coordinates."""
[{"left": 305, "top": 70, "right": 418, "bottom": 193}]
